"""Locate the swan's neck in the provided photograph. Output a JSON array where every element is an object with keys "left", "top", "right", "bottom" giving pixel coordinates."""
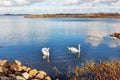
[
  {"left": 78, "top": 44, "right": 80, "bottom": 52},
  {"left": 47, "top": 55, "right": 50, "bottom": 63},
  {"left": 78, "top": 44, "right": 81, "bottom": 58}
]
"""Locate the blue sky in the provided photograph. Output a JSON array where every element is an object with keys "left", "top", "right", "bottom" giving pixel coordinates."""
[{"left": 0, "top": 0, "right": 120, "bottom": 14}]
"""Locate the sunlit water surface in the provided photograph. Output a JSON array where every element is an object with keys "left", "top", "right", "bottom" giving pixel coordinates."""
[{"left": 0, "top": 16, "right": 120, "bottom": 76}]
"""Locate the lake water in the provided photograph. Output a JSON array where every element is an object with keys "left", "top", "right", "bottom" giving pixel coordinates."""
[{"left": 0, "top": 16, "right": 120, "bottom": 76}]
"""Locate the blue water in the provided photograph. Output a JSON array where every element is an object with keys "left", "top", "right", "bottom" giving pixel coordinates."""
[{"left": 0, "top": 16, "right": 120, "bottom": 75}]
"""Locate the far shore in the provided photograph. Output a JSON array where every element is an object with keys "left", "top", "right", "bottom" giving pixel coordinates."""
[{"left": 24, "top": 13, "right": 120, "bottom": 18}]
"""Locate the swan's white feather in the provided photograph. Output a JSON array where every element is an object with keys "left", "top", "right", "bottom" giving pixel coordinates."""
[
  {"left": 41, "top": 48, "right": 50, "bottom": 62},
  {"left": 68, "top": 47, "right": 79, "bottom": 53},
  {"left": 42, "top": 48, "right": 50, "bottom": 56}
]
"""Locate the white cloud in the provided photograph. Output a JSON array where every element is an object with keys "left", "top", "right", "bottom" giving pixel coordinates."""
[
  {"left": 64, "top": 0, "right": 80, "bottom": 5},
  {"left": 0, "top": 7, "right": 7, "bottom": 11},
  {"left": 111, "top": 0, "right": 120, "bottom": 6},
  {"left": 14, "top": 0, "right": 30, "bottom": 5},
  {"left": 0, "top": 0, "right": 120, "bottom": 7},
  {"left": 62, "top": 0, "right": 120, "bottom": 6},
  {"left": 95, "top": 0, "right": 118, "bottom": 3},
  {"left": 0, "top": 1, "right": 13, "bottom": 6},
  {"left": 0, "top": 0, "right": 44, "bottom": 7},
  {"left": 0, "top": 0, "right": 120, "bottom": 14}
]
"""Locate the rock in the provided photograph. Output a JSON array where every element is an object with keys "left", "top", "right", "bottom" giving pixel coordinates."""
[
  {"left": 16, "top": 76, "right": 26, "bottom": 80},
  {"left": 0, "top": 76, "right": 8, "bottom": 80},
  {"left": 21, "top": 66, "right": 27, "bottom": 71},
  {"left": 45, "top": 76, "right": 51, "bottom": 80},
  {"left": 14, "top": 60, "right": 21, "bottom": 66},
  {"left": 0, "top": 66, "right": 8, "bottom": 73},
  {"left": 0, "top": 60, "right": 7, "bottom": 66},
  {"left": 10, "top": 63, "right": 22, "bottom": 71},
  {"left": 22, "top": 72, "right": 29, "bottom": 79},
  {"left": 0, "top": 66, "right": 4, "bottom": 73},
  {"left": 26, "top": 67, "right": 31, "bottom": 72},
  {"left": 15, "top": 71, "right": 21, "bottom": 75},
  {"left": 3, "top": 67, "right": 8, "bottom": 74},
  {"left": 8, "top": 74, "right": 16, "bottom": 79},
  {"left": 35, "top": 71, "right": 47, "bottom": 79},
  {"left": 29, "top": 69, "right": 38, "bottom": 77},
  {"left": 0, "top": 60, "right": 51, "bottom": 80},
  {"left": 8, "top": 74, "right": 16, "bottom": 78},
  {"left": 21, "top": 66, "right": 31, "bottom": 72}
]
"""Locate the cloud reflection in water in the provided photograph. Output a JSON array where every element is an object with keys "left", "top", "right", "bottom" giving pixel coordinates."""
[
  {"left": 108, "top": 39, "right": 120, "bottom": 48},
  {"left": 86, "top": 36, "right": 104, "bottom": 47}
]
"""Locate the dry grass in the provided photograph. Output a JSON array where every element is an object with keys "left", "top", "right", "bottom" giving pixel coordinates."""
[
  {"left": 24, "top": 13, "right": 120, "bottom": 18},
  {"left": 67, "top": 60, "right": 120, "bottom": 80}
]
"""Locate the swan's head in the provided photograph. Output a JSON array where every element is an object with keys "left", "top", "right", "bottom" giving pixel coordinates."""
[
  {"left": 47, "top": 48, "right": 50, "bottom": 50},
  {"left": 67, "top": 47, "right": 71, "bottom": 50},
  {"left": 67, "top": 47, "right": 72, "bottom": 53},
  {"left": 78, "top": 44, "right": 81, "bottom": 47}
]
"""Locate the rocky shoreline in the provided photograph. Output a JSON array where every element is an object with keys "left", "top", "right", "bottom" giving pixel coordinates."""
[
  {"left": 0, "top": 59, "right": 120, "bottom": 80},
  {"left": 0, "top": 60, "right": 51, "bottom": 80}
]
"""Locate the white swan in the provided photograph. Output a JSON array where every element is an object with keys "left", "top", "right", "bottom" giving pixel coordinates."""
[
  {"left": 68, "top": 44, "right": 81, "bottom": 58},
  {"left": 41, "top": 48, "right": 50, "bottom": 62}
]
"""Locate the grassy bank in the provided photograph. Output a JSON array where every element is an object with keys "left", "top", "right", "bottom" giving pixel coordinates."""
[{"left": 24, "top": 13, "right": 120, "bottom": 18}]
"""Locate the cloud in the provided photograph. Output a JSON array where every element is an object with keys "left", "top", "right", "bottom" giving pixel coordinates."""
[
  {"left": 94, "top": 0, "right": 118, "bottom": 3},
  {"left": 108, "top": 39, "right": 120, "bottom": 48},
  {"left": 0, "top": 0, "right": 120, "bottom": 14},
  {"left": 0, "top": 20, "right": 51, "bottom": 45},
  {"left": 86, "top": 36, "right": 104, "bottom": 47},
  {"left": 63, "top": 0, "right": 120, "bottom": 6},
  {"left": 0, "top": 1, "right": 13, "bottom": 6},
  {"left": 111, "top": 0, "right": 120, "bottom": 6},
  {"left": 64, "top": 0, "right": 80, "bottom": 5},
  {"left": 1, "top": 0, "right": 119, "bottom": 7},
  {"left": 0, "top": 0, "right": 44, "bottom": 7}
]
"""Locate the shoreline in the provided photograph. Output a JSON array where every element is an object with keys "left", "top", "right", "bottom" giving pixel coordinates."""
[
  {"left": 0, "top": 60, "right": 51, "bottom": 80},
  {"left": 24, "top": 13, "right": 120, "bottom": 18},
  {"left": 0, "top": 59, "right": 120, "bottom": 80}
]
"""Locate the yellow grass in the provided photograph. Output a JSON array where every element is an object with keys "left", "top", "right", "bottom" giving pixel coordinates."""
[
  {"left": 67, "top": 60, "right": 120, "bottom": 80},
  {"left": 24, "top": 13, "right": 120, "bottom": 18}
]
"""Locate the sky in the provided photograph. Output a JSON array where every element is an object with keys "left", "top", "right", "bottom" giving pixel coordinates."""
[{"left": 0, "top": 0, "right": 120, "bottom": 14}]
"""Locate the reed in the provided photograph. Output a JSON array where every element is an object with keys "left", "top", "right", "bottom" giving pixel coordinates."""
[{"left": 67, "top": 60, "right": 120, "bottom": 80}]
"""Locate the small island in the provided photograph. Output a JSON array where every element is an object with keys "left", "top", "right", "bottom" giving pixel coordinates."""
[
  {"left": 24, "top": 13, "right": 120, "bottom": 18},
  {"left": 110, "top": 32, "right": 120, "bottom": 39}
]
